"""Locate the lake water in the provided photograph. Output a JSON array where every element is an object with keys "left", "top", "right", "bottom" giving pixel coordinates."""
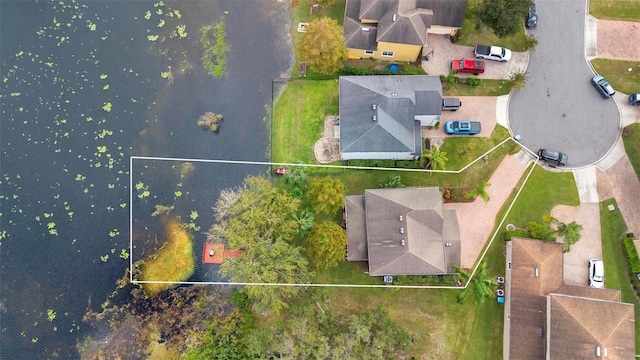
[{"left": 0, "top": 1, "right": 293, "bottom": 358}]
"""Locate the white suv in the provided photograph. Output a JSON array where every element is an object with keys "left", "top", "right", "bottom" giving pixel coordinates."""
[{"left": 589, "top": 259, "right": 604, "bottom": 288}]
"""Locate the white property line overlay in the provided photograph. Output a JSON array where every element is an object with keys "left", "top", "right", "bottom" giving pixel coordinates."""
[{"left": 129, "top": 137, "right": 540, "bottom": 290}]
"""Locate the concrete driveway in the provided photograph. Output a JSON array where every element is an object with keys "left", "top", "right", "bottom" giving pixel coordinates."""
[
  {"left": 421, "top": 35, "right": 528, "bottom": 79},
  {"left": 551, "top": 203, "right": 602, "bottom": 286},
  {"left": 421, "top": 96, "right": 497, "bottom": 138},
  {"left": 508, "top": 1, "right": 620, "bottom": 168}
]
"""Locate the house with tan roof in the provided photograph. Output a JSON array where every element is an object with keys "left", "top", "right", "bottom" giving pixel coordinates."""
[
  {"left": 344, "top": 0, "right": 468, "bottom": 62},
  {"left": 345, "top": 187, "right": 461, "bottom": 276},
  {"left": 504, "top": 238, "right": 635, "bottom": 359}
]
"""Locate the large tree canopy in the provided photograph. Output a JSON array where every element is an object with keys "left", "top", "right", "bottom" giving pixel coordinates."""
[
  {"left": 209, "top": 176, "right": 310, "bottom": 313},
  {"left": 305, "top": 221, "right": 347, "bottom": 269},
  {"left": 298, "top": 17, "right": 348, "bottom": 75},
  {"left": 473, "top": 0, "right": 531, "bottom": 38},
  {"left": 307, "top": 176, "right": 346, "bottom": 216}
]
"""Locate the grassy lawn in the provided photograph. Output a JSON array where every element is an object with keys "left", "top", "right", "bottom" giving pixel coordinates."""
[
  {"left": 458, "top": 0, "right": 529, "bottom": 51},
  {"left": 591, "top": 58, "right": 640, "bottom": 95},
  {"left": 589, "top": 0, "right": 640, "bottom": 20},
  {"left": 623, "top": 123, "right": 640, "bottom": 180},
  {"left": 444, "top": 78, "right": 513, "bottom": 96},
  {"left": 599, "top": 198, "right": 640, "bottom": 349},
  {"left": 271, "top": 79, "right": 338, "bottom": 163}
]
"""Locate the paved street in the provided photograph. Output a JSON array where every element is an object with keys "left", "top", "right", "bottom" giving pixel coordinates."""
[{"left": 508, "top": 1, "right": 620, "bottom": 168}]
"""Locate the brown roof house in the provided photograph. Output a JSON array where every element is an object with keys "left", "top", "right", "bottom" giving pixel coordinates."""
[
  {"left": 339, "top": 75, "right": 443, "bottom": 161},
  {"left": 504, "top": 238, "right": 635, "bottom": 360},
  {"left": 344, "top": 0, "right": 468, "bottom": 61},
  {"left": 345, "top": 187, "right": 461, "bottom": 276}
]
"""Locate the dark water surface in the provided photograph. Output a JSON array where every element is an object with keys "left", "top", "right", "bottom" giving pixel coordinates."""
[{"left": 0, "top": 1, "right": 292, "bottom": 358}]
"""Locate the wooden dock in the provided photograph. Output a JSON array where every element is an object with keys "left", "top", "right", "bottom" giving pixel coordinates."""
[{"left": 202, "top": 243, "right": 243, "bottom": 264}]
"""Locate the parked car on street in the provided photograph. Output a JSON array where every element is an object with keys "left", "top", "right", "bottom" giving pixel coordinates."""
[
  {"left": 444, "top": 120, "right": 481, "bottom": 135},
  {"left": 451, "top": 59, "right": 485, "bottom": 75},
  {"left": 442, "top": 98, "right": 462, "bottom": 111},
  {"left": 537, "top": 148, "right": 568, "bottom": 166},
  {"left": 591, "top": 75, "right": 615, "bottom": 98},
  {"left": 526, "top": 3, "right": 538, "bottom": 29},
  {"left": 474, "top": 45, "right": 512, "bottom": 62},
  {"left": 589, "top": 259, "right": 604, "bottom": 288},
  {"left": 629, "top": 93, "right": 640, "bottom": 106}
]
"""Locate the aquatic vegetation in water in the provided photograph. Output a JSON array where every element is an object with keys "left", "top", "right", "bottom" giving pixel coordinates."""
[
  {"left": 120, "top": 249, "right": 129, "bottom": 259},
  {"left": 46, "top": 309, "right": 56, "bottom": 322},
  {"left": 176, "top": 24, "right": 187, "bottom": 38},
  {"left": 160, "top": 66, "right": 173, "bottom": 84},
  {"left": 100, "top": 254, "right": 109, "bottom": 262},
  {"left": 189, "top": 211, "right": 198, "bottom": 221},
  {"left": 137, "top": 217, "right": 195, "bottom": 296},
  {"left": 144, "top": 10, "right": 152, "bottom": 20},
  {"left": 152, "top": 204, "right": 172, "bottom": 216},
  {"left": 199, "top": 19, "right": 229, "bottom": 77},
  {"left": 157, "top": 19, "right": 165, "bottom": 28},
  {"left": 102, "top": 102, "right": 112, "bottom": 112},
  {"left": 197, "top": 112, "right": 223, "bottom": 132},
  {"left": 147, "top": 35, "right": 159, "bottom": 42}
]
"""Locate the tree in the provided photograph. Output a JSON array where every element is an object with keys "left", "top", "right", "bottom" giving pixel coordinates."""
[
  {"left": 466, "top": 182, "right": 491, "bottom": 203},
  {"left": 473, "top": 0, "right": 531, "bottom": 38},
  {"left": 509, "top": 70, "right": 528, "bottom": 90},
  {"left": 425, "top": 145, "right": 448, "bottom": 170},
  {"left": 305, "top": 222, "right": 347, "bottom": 269},
  {"left": 307, "top": 176, "right": 346, "bottom": 216},
  {"left": 209, "top": 176, "right": 311, "bottom": 313},
  {"left": 292, "top": 209, "right": 314, "bottom": 237},
  {"left": 298, "top": 17, "right": 348, "bottom": 75},
  {"left": 455, "top": 262, "right": 497, "bottom": 304},
  {"left": 219, "top": 235, "right": 311, "bottom": 313},
  {"left": 545, "top": 215, "right": 583, "bottom": 252},
  {"left": 284, "top": 161, "right": 308, "bottom": 189},
  {"left": 380, "top": 175, "right": 405, "bottom": 189}
]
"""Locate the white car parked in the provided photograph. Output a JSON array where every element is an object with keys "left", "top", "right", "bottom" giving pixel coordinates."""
[
  {"left": 474, "top": 45, "right": 512, "bottom": 62},
  {"left": 589, "top": 259, "right": 604, "bottom": 288}
]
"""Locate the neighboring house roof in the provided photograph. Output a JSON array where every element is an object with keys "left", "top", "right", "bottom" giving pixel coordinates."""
[
  {"left": 346, "top": 187, "right": 461, "bottom": 276},
  {"left": 345, "top": 195, "right": 368, "bottom": 261},
  {"left": 547, "top": 293, "right": 635, "bottom": 360},
  {"left": 505, "top": 238, "right": 636, "bottom": 360},
  {"left": 344, "top": 0, "right": 467, "bottom": 50},
  {"left": 339, "top": 75, "right": 442, "bottom": 159}
]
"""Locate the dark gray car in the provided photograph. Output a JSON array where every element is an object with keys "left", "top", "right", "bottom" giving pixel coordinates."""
[
  {"left": 538, "top": 148, "right": 568, "bottom": 166},
  {"left": 526, "top": 3, "right": 538, "bottom": 29}
]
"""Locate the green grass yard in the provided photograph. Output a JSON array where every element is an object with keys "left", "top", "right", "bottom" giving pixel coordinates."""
[
  {"left": 590, "top": 0, "right": 640, "bottom": 20},
  {"left": 623, "top": 123, "right": 640, "bottom": 180},
  {"left": 599, "top": 198, "right": 640, "bottom": 349},
  {"left": 591, "top": 59, "right": 640, "bottom": 95}
]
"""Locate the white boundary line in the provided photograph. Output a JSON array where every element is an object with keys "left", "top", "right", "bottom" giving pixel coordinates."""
[{"left": 129, "top": 138, "right": 540, "bottom": 290}]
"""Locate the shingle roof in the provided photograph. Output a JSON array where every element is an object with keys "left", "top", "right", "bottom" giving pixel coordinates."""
[
  {"left": 361, "top": 187, "right": 460, "bottom": 276},
  {"left": 506, "top": 238, "right": 636, "bottom": 360},
  {"left": 548, "top": 293, "right": 635, "bottom": 360},
  {"left": 343, "top": 0, "right": 467, "bottom": 50},
  {"left": 345, "top": 195, "right": 368, "bottom": 261},
  {"left": 339, "top": 76, "right": 441, "bottom": 158}
]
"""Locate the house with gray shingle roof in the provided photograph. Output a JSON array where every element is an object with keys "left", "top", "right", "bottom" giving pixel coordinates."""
[
  {"left": 339, "top": 75, "right": 442, "bottom": 161},
  {"left": 504, "top": 238, "right": 635, "bottom": 360},
  {"left": 345, "top": 187, "right": 461, "bottom": 276},
  {"left": 344, "top": 0, "right": 468, "bottom": 62}
]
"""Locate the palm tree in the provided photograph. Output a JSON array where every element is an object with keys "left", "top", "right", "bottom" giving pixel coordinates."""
[
  {"left": 380, "top": 175, "right": 405, "bottom": 189},
  {"left": 466, "top": 182, "right": 491, "bottom": 203},
  {"left": 425, "top": 145, "right": 448, "bottom": 171},
  {"left": 292, "top": 210, "right": 314, "bottom": 237},
  {"left": 543, "top": 215, "right": 583, "bottom": 252},
  {"left": 284, "top": 160, "right": 308, "bottom": 189},
  {"left": 454, "top": 262, "right": 497, "bottom": 304}
]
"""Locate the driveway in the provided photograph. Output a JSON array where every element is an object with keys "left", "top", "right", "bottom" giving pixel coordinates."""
[
  {"left": 508, "top": 1, "right": 620, "bottom": 168},
  {"left": 551, "top": 203, "right": 602, "bottom": 286},
  {"left": 421, "top": 35, "right": 528, "bottom": 79},
  {"left": 421, "top": 96, "right": 497, "bottom": 139}
]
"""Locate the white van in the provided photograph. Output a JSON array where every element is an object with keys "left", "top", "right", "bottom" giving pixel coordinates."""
[{"left": 589, "top": 259, "right": 604, "bottom": 288}]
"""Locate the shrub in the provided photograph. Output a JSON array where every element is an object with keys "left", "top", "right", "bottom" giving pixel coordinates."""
[
  {"left": 623, "top": 237, "right": 640, "bottom": 273},
  {"left": 466, "top": 77, "right": 482, "bottom": 87},
  {"left": 504, "top": 229, "right": 530, "bottom": 240}
]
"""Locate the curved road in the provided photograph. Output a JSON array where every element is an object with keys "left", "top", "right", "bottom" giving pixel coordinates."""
[{"left": 509, "top": 1, "right": 619, "bottom": 168}]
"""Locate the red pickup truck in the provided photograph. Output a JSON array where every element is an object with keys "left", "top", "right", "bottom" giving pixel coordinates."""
[{"left": 451, "top": 59, "right": 485, "bottom": 75}]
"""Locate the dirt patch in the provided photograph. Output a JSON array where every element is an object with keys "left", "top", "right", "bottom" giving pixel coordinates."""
[
  {"left": 313, "top": 115, "right": 340, "bottom": 164},
  {"left": 597, "top": 20, "right": 640, "bottom": 61}
]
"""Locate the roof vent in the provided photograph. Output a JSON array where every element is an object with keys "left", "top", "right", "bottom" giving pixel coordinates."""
[
  {"left": 445, "top": 243, "right": 452, "bottom": 247},
  {"left": 372, "top": 115, "right": 377, "bottom": 121},
  {"left": 372, "top": 104, "right": 376, "bottom": 110},
  {"left": 391, "top": 92, "right": 398, "bottom": 96},
  {"left": 362, "top": 27, "right": 370, "bottom": 32},
  {"left": 392, "top": 14, "right": 397, "bottom": 22},
  {"left": 596, "top": 346, "right": 601, "bottom": 357},
  {"left": 401, "top": 239, "right": 405, "bottom": 246},
  {"left": 398, "top": 215, "right": 403, "bottom": 221},
  {"left": 534, "top": 267, "right": 539, "bottom": 277},
  {"left": 400, "top": 227, "right": 404, "bottom": 234},
  {"left": 604, "top": 347, "right": 608, "bottom": 358}
]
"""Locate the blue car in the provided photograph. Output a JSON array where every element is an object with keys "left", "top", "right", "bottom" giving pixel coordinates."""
[
  {"left": 444, "top": 121, "right": 481, "bottom": 135},
  {"left": 591, "top": 75, "right": 615, "bottom": 99}
]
